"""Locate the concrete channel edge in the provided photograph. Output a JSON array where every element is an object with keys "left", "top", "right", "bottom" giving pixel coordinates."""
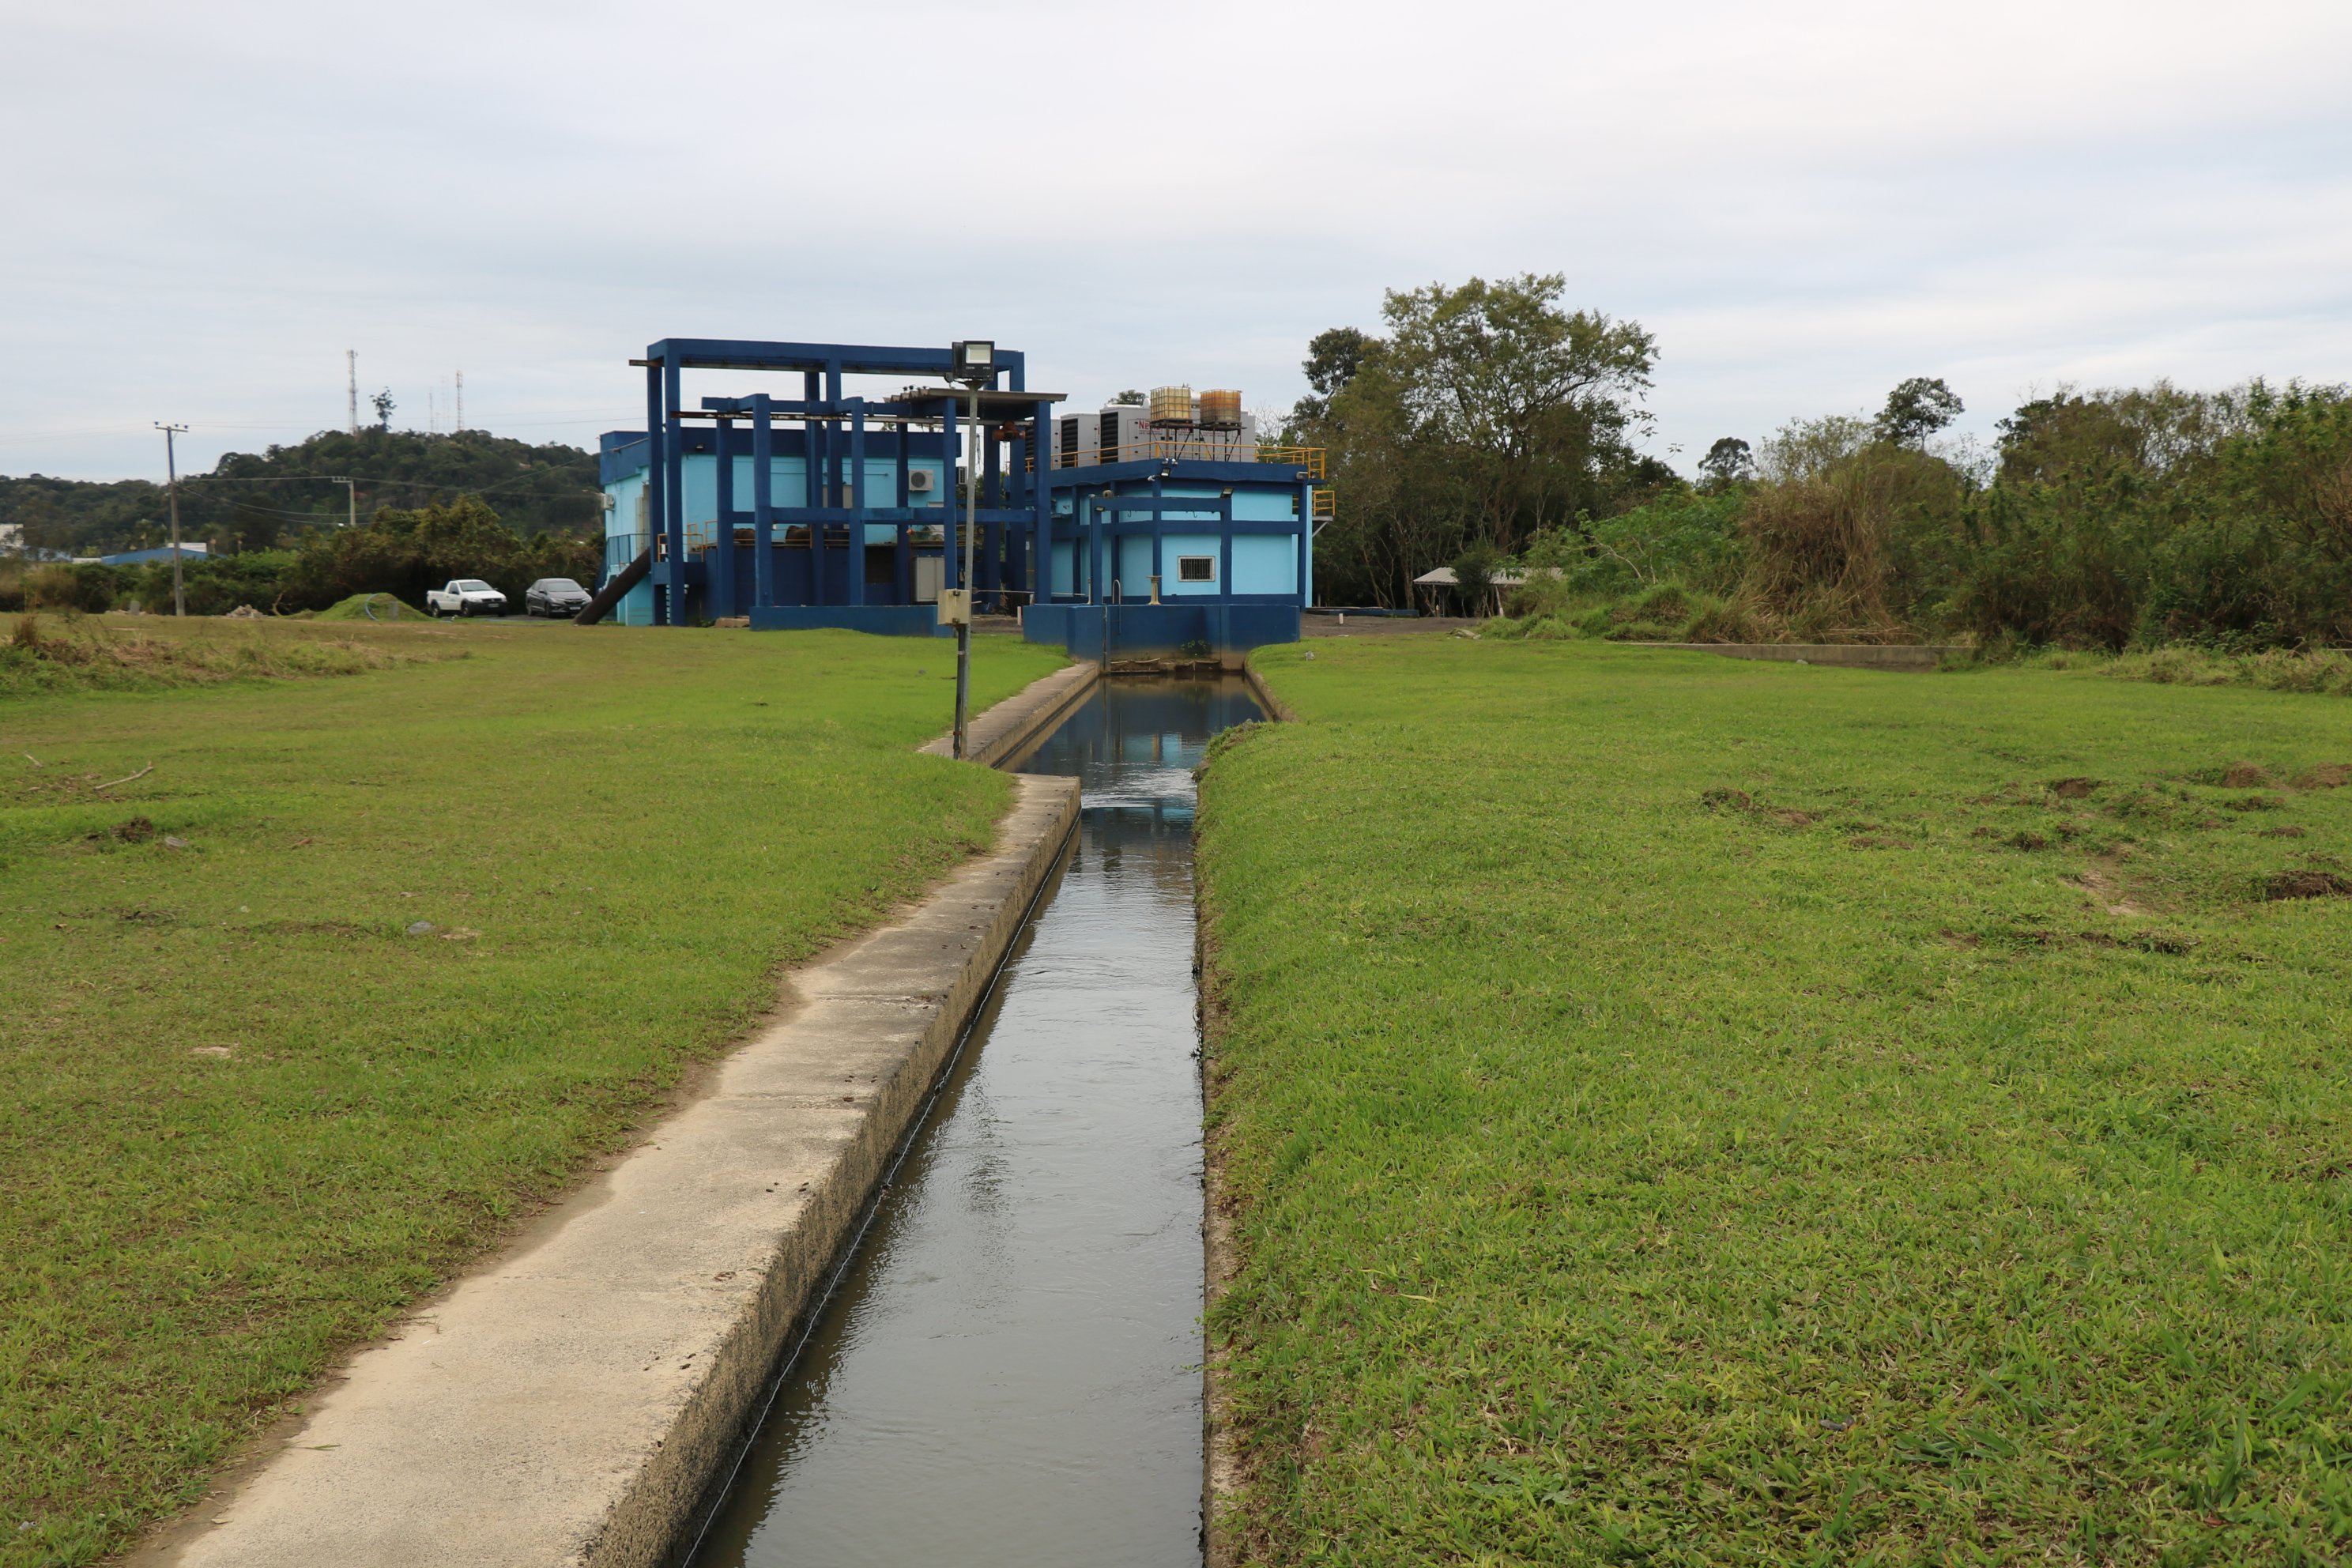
[{"left": 155, "top": 665, "right": 1095, "bottom": 1568}]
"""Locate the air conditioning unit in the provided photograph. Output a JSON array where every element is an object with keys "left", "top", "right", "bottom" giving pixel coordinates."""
[{"left": 906, "top": 467, "right": 936, "bottom": 494}]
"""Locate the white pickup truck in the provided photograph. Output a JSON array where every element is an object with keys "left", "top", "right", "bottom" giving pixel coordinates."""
[{"left": 424, "top": 579, "right": 509, "bottom": 617}]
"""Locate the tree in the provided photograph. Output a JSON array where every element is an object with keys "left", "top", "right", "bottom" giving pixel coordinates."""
[
  {"left": 1450, "top": 541, "right": 1502, "bottom": 616},
  {"left": 1290, "top": 327, "right": 1378, "bottom": 424},
  {"left": 1109, "top": 389, "right": 1144, "bottom": 406},
  {"left": 1875, "top": 377, "right": 1963, "bottom": 447},
  {"left": 1380, "top": 273, "right": 1657, "bottom": 554},
  {"left": 1698, "top": 437, "right": 1754, "bottom": 489},
  {"left": 371, "top": 389, "right": 396, "bottom": 431},
  {"left": 1287, "top": 277, "right": 1662, "bottom": 605}
]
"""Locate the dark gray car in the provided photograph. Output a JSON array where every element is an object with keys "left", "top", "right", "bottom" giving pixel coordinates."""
[{"left": 525, "top": 577, "right": 592, "bottom": 617}]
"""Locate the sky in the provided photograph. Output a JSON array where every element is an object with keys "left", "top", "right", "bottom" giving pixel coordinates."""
[{"left": 5, "top": 0, "right": 2350, "bottom": 481}]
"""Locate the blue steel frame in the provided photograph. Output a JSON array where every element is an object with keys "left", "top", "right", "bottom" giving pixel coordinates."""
[
  {"left": 629, "top": 339, "right": 1057, "bottom": 628},
  {"left": 1041, "top": 458, "right": 1317, "bottom": 608}
]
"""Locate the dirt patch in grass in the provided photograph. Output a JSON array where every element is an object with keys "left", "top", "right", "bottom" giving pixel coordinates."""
[
  {"left": 2265, "top": 869, "right": 2352, "bottom": 899},
  {"left": 2220, "top": 761, "right": 2272, "bottom": 787},
  {"left": 2048, "top": 776, "right": 2101, "bottom": 798},
  {"left": 2294, "top": 763, "right": 2351, "bottom": 790}
]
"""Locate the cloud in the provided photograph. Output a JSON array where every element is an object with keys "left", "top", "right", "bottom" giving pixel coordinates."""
[{"left": 5, "top": 0, "right": 2348, "bottom": 477}]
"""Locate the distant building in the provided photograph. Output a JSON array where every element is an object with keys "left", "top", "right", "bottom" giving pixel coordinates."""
[{"left": 97, "top": 544, "right": 210, "bottom": 567}]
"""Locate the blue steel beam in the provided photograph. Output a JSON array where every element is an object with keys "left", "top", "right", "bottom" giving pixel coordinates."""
[
  {"left": 711, "top": 416, "right": 735, "bottom": 620},
  {"left": 848, "top": 399, "right": 867, "bottom": 608},
  {"left": 662, "top": 359, "right": 684, "bottom": 625},
  {"left": 647, "top": 339, "right": 1025, "bottom": 385},
  {"left": 643, "top": 362, "right": 665, "bottom": 624},
  {"left": 752, "top": 397, "right": 775, "bottom": 610}
]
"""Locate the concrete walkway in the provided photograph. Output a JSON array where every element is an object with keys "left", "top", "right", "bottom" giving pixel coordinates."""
[{"left": 153, "top": 666, "right": 1093, "bottom": 1568}]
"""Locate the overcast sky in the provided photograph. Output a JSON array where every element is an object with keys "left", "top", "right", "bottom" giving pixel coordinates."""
[{"left": 6, "top": 0, "right": 2349, "bottom": 481}]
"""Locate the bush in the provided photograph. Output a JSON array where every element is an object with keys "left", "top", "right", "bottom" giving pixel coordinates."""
[{"left": 23, "top": 564, "right": 119, "bottom": 613}]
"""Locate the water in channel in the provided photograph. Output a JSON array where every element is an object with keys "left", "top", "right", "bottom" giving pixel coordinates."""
[{"left": 690, "top": 675, "right": 1265, "bottom": 1568}]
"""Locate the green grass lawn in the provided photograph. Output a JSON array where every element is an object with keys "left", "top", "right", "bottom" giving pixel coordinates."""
[
  {"left": 0, "top": 616, "right": 1062, "bottom": 1566},
  {"left": 1199, "top": 639, "right": 2352, "bottom": 1566}
]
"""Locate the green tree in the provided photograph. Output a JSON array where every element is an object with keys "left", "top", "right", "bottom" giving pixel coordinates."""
[
  {"left": 1875, "top": 377, "right": 1964, "bottom": 447},
  {"left": 1698, "top": 437, "right": 1754, "bottom": 490},
  {"left": 1292, "top": 277, "right": 1661, "bottom": 605},
  {"left": 1382, "top": 273, "right": 1657, "bottom": 553}
]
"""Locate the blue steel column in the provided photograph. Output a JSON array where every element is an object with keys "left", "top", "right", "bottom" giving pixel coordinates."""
[
  {"left": 942, "top": 398, "right": 960, "bottom": 590},
  {"left": 1298, "top": 479, "right": 1314, "bottom": 607},
  {"left": 1032, "top": 401, "right": 1051, "bottom": 606},
  {"left": 1088, "top": 495, "right": 1105, "bottom": 605},
  {"left": 1220, "top": 494, "right": 1234, "bottom": 601},
  {"left": 663, "top": 358, "right": 684, "bottom": 625},
  {"left": 643, "top": 359, "right": 665, "bottom": 624},
  {"left": 980, "top": 421, "right": 1001, "bottom": 610},
  {"left": 848, "top": 400, "right": 867, "bottom": 607},
  {"left": 752, "top": 398, "right": 775, "bottom": 610},
  {"left": 1151, "top": 471, "right": 1165, "bottom": 603},
  {"left": 711, "top": 416, "right": 735, "bottom": 619}
]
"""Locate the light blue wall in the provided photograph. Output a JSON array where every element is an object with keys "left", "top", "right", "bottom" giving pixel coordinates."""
[
  {"left": 1234, "top": 488, "right": 1298, "bottom": 522},
  {"left": 1051, "top": 539, "right": 1080, "bottom": 597},
  {"left": 1117, "top": 535, "right": 1153, "bottom": 596},
  {"left": 1234, "top": 535, "right": 1297, "bottom": 595}
]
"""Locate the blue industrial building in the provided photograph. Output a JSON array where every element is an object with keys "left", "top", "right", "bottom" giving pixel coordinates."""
[{"left": 597, "top": 338, "right": 1322, "bottom": 659}]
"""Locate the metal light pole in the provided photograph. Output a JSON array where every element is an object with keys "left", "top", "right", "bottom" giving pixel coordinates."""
[
  {"left": 952, "top": 384, "right": 979, "bottom": 759},
  {"left": 330, "top": 476, "right": 355, "bottom": 530},
  {"left": 945, "top": 340, "right": 995, "bottom": 761},
  {"left": 155, "top": 422, "right": 188, "bottom": 616}
]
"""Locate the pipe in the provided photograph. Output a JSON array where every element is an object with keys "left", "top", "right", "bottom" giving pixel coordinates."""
[{"left": 577, "top": 546, "right": 651, "bottom": 626}]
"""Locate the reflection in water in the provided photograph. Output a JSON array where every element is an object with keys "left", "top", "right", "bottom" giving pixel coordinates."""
[{"left": 691, "top": 677, "right": 1263, "bottom": 1568}]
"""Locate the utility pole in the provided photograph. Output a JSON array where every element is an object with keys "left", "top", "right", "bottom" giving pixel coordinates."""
[
  {"left": 330, "top": 476, "right": 355, "bottom": 530},
  {"left": 155, "top": 423, "right": 188, "bottom": 616},
  {"left": 347, "top": 351, "right": 358, "bottom": 435}
]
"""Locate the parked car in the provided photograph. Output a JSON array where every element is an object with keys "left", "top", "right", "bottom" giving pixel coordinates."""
[
  {"left": 425, "top": 579, "right": 508, "bottom": 617},
  {"left": 526, "top": 577, "right": 592, "bottom": 618}
]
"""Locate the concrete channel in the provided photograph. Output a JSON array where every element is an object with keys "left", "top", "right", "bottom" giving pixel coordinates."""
[
  {"left": 684, "top": 673, "right": 1264, "bottom": 1566},
  {"left": 153, "top": 660, "right": 1261, "bottom": 1567}
]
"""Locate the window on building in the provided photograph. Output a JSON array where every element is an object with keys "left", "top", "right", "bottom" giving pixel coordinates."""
[{"left": 1177, "top": 556, "right": 1216, "bottom": 582}]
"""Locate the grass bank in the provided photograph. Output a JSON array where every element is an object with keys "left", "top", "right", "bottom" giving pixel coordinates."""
[
  {"left": 0, "top": 617, "right": 1062, "bottom": 1565},
  {"left": 1199, "top": 639, "right": 2352, "bottom": 1563},
  {"left": 2, "top": 612, "right": 453, "bottom": 696}
]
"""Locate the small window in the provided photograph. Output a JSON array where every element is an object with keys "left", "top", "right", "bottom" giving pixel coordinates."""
[{"left": 1177, "top": 556, "right": 1216, "bottom": 582}]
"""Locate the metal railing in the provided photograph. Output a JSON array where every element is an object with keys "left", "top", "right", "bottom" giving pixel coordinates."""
[{"left": 1031, "top": 441, "right": 1327, "bottom": 479}]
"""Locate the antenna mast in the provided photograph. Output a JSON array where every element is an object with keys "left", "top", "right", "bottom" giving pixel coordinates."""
[
  {"left": 346, "top": 350, "right": 358, "bottom": 435},
  {"left": 454, "top": 370, "right": 464, "bottom": 433}
]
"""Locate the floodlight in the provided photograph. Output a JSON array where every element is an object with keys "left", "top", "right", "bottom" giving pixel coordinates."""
[{"left": 949, "top": 340, "right": 995, "bottom": 386}]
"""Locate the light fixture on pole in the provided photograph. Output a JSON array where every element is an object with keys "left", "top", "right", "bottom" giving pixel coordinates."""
[
  {"left": 154, "top": 423, "right": 188, "bottom": 616},
  {"left": 943, "top": 341, "right": 995, "bottom": 761}
]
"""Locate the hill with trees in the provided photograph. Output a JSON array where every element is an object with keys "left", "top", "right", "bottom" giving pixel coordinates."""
[{"left": 1, "top": 427, "right": 602, "bottom": 559}]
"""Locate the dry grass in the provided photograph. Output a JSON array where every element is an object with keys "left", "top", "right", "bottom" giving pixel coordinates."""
[
  {"left": 0, "top": 612, "right": 450, "bottom": 695},
  {"left": 2035, "top": 644, "right": 2352, "bottom": 697}
]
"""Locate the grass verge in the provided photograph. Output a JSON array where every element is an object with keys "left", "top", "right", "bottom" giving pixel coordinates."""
[
  {"left": 1, "top": 612, "right": 451, "bottom": 695},
  {"left": 1199, "top": 637, "right": 2352, "bottom": 1563},
  {"left": 0, "top": 618, "right": 1063, "bottom": 1565}
]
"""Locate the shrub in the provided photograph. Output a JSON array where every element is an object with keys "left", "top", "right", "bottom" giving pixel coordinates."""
[{"left": 23, "top": 564, "right": 118, "bottom": 613}]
